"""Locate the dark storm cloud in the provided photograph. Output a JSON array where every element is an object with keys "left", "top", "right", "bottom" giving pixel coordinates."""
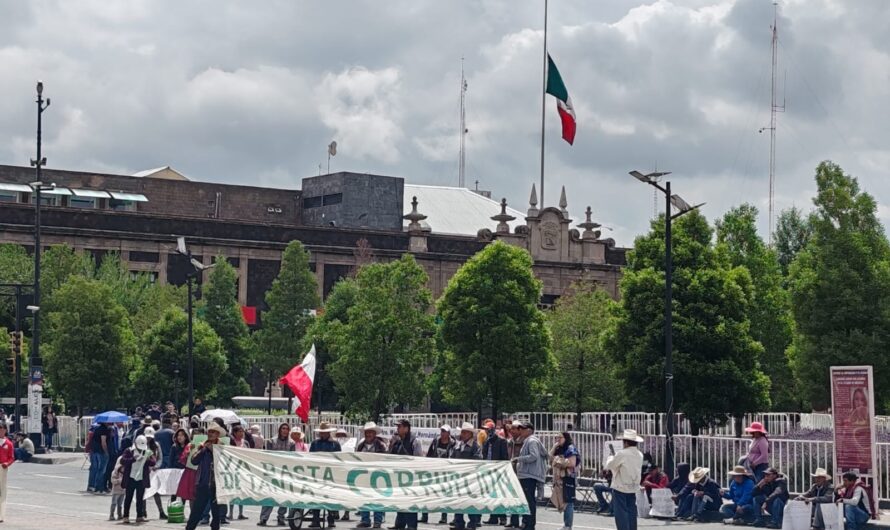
[{"left": 0, "top": 0, "right": 887, "bottom": 244}]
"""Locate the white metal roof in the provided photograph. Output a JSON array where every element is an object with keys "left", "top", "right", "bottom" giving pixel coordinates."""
[
  {"left": 109, "top": 191, "right": 149, "bottom": 202},
  {"left": 403, "top": 184, "right": 525, "bottom": 236},
  {"left": 132, "top": 166, "right": 170, "bottom": 177},
  {"left": 71, "top": 188, "right": 111, "bottom": 198},
  {"left": 0, "top": 183, "right": 32, "bottom": 193}
]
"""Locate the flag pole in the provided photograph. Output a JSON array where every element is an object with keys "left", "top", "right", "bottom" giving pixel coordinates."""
[{"left": 539, "top": 0, "right": 549, "bottom": 206}]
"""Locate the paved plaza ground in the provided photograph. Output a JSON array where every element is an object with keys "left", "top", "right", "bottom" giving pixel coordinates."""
[{"left": 4, "top": 460, "right": 887, "bottom": 530}]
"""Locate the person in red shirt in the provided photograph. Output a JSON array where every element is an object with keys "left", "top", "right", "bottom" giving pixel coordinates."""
[
  {"left": 642, "top": 463, "right": 669, "bottom": 503},
  {"left": 0, "top": 423, "right": 15, "bottom": 522}
]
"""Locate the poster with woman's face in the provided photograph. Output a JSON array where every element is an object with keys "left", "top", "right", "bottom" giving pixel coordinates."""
[{"left": 831, "top": 367, "right": 875, "bottom": 476}]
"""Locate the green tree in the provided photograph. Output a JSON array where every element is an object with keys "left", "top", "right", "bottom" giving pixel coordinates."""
[
  {"left": 255, "top": 241, "right": 320, "bottom": 383},
  {"left": 609, "top": 211, "right": 770, "bottom": 431},
  {"left": 774, "top": 207, "right": 813, "bottom": 275},
  {"left": 548, "top": 283, "right": 623, "bottom": 423},
  {"left": 202, "top": 257, "right": 252, "bottom": 403},
  {"left": 787, "top": 161, "right": 890, "bottom": 411},
  {"left": 326, "top": 254, "right": 435, "bottom": 420},
  {"left": 44, "top": 277, "right": 135, "bottom": 411},
  {"left": 41, "top": 245, "right": 94, "bottom": 303},
  {"left": 134, "top": 306, "right": 227, "bottom": 405},
  {"left": 305, "top": 277, "right": 358, "bottom": 412},
  {"left": 94, "top": 254, "right": 186, "bottom": 336},
  {"left": 438, "top": 241, "right": 552, "bottom": 419},
  {"left": 0, "top": 244, "right": 33, "bottom": 326},
  {"left": 716, "top": 205, "right": 796, "bottom": 409}
]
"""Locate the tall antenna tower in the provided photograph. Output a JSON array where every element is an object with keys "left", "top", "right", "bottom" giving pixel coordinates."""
[
  {"left": 760, "top": 2, "right": 785, "bottom": 244},
  {"left": 458, "top": 57, "right": 468, "bottom": 188}
]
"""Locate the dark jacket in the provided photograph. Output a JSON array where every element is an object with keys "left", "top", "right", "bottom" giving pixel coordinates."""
[
  {"left": 670, "top": 463, "right": 691, "bottom": 494},
  {"left": 799, "top": 481, "right": 834, "bottom": 503},
  {"left": 483, "top": 434, "right": 509, "bottom": 461},
  {"left": 169, "top": 444, "right": 187, "bottom": 469},
  {"left": 390, "top": 433, "right": 422, "bottom": 456},
  {"left": 356, "top": 437, "right": 388, "bottom": 453},
  {"left": 680, "top": 477, "right": 722, "bottom": 501},
  {"left": 427, "top": 438, "right": 456, "bottom": 458},
  {"left": 753, "top": 475, "right": 790, "bottom": 504},
  {"left": 120, "top": 447, "right": 157, "bottom": 488},
  {"left": 309, "top": 438, "right": 341, "bottom": 452},
  {"left": 192, "top": 445, "right": 215, "bottom": 488},
  {"left": 453, "top": 439, "right": 482, "bottom": 460}
]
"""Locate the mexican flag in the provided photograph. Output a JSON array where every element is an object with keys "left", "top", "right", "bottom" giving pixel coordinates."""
[
  {"left": 546, "top": 54, "right": 576, "bottom": 145},
  {"left": 279, "top": 344, "right": 316, "bottom": 422}
]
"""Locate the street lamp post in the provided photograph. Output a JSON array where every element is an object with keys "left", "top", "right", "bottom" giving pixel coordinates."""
[
  {"left": 29, "top": 81, "right": 50, "bottom": 449},
  {"left": 629, "top": 170, "right": 704, "bottom": 480},
  {"left": 175, "top": 237, "right": 214, "bottom": 419}
]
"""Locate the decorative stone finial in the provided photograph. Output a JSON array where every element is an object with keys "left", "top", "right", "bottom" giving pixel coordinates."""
[
  {"left": 527, "top": 183, "right": 539, "bottom": 217},
  {"left": 491, "top": 197, "right": 516, "bottom": 234},
  {"left": 559, "top": 185, "right": 568, "bottom": 213},
  {"left": 577, "top": 205, "right": 602, "bottom": 240},
  {"left": 403, "top": 196, "right": 427, "bottom": 233}
]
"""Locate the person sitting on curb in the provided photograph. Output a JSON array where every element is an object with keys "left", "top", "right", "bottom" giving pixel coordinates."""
[
  {"left": 795, "top": 468, "right": 833, "bottom": 530},
  {"left": 836, "top": 472, "right": 872, "bottom": 530},
  {"left": 752, "top": 467, "right": 789, "bottom": 529},
  {"left": 721, "top": 466, "right": 756, "bottom": 525},
  {"left": 13, "top": 432, "right": 34, "bottom": 462},
  {"left": 675, "top": 467, "right": 721, "bottom": 522}
]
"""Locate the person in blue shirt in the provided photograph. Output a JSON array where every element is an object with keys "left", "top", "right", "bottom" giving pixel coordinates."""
[{"left": 721, "top": 466, "right": 756, "bottom": 524}]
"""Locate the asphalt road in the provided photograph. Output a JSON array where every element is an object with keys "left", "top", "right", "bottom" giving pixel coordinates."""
[{"left": 2, "top": 461, "right": 728, "bottom": 530}]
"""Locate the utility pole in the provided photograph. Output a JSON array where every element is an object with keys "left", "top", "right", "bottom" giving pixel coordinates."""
[
  {"left": 760, "top": 2, "right": 784, "bottom": 245},
  {"left": 458, "top": 57, "right": 468, "bottom": 188}
]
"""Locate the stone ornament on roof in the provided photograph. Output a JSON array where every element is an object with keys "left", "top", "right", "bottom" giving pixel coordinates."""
[
  {"left": 491, "top": 198, "right": 516, "bottom": 234},
  {"left": 403, "top": 196, "right": 427, "bottom": 233},
  {"left": 577, "top": 206, "right": 602, "bottom": 240},
  {"left": 527, "top": 183, "right": 539, "bottom": 218}
]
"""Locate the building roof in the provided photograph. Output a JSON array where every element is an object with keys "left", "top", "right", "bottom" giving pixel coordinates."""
[
  {"left": 403, "top": 184, "right": 525, "bottom": 237},
  {"left": 133, "top": 166, "right": 190, "bottom": 180}
]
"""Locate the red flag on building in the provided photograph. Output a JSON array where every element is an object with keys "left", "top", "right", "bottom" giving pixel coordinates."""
[{"left": 278, "top": 344, "right": 316, "bottom": 422}]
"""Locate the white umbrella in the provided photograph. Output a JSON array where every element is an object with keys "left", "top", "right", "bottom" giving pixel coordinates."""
[{"left": 200, "top": 409, "right": 242, "bottom": 426}]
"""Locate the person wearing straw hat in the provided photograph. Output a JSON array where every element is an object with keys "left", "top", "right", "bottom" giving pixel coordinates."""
[
  {"left": 744, "top": 422, "right": 770, "bottom": 482},
  {"left": 307, "top": 422, "right": 342, "bottom": 529},
  {"left": 675, "top": 466, "right": 721, "bottom": 522},
  {"left": 356, "top": 422, "right": 388, "bottom": 529},
  {"left": 605, "top": 429, "right": 644, "bottom": 530},
  {"left": 185, "top": 423, "right": 225, "bottom": 530},
  {"left": 720, "top": 466, "right": 756, "bottom": 525},
  {"left": 795, "top": 468, "right": 834, "bottom": 529},
  {"left": 452, "top": 423, "right": 483, "bottom": 530}
]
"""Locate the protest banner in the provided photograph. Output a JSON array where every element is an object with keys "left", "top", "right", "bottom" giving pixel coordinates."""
[
  {"left": 214, "top": 445, "right": 529, "bottom": 514},
  {"left": 145, "top": 468, "right": 185, "bottom": 499}
]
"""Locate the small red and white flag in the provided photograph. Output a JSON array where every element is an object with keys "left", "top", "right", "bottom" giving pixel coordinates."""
[{"left": 279, "top": 344, "right": 316, "bottom": 422}]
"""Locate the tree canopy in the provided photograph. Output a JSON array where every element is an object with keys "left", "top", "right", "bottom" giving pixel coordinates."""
[{"left": 438, "top": 241, "right": 552, "bottom": 419}]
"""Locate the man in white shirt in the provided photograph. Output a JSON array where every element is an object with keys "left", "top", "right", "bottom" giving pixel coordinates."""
[{"left": 606, "top": 429, "right": 644, "bottom": 530}]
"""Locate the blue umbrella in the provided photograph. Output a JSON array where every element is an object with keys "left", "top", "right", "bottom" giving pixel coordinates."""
[{"left": 94, "top": 411, "right": 129, "bottom": 424}]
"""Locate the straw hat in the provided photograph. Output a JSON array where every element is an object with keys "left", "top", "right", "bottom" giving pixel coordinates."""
[
  {"left": 207, "top": 423, "right": 227, "bottom": 437},
  {"left": 363, "top": 422, "right": 381, "bottom": 434},
  {"left": 460, "top": 422, "right": 476, "bottom": 433},
  {"left": 689, "top": 467, "right": 710, "bottom": 483},
  {"left": 745, "top": 422, "right": 767, "bottom": 435},
  {"left": 811, "top": 468, "right": 831, "bottom": 479},
  {"left": 728, "top": 465, "right": 751, "bottom": 476},
  {"left": 314, "top": 422, "right": 337, "bottom": 433},
  {"left": 619, "top": 429, "right": 644, "bottom": 443}
]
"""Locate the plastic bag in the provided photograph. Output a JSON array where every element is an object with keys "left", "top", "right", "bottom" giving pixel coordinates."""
[
  {"left": 821, "top": 503, "right": 844, "bottom": 530},
  {"left": 781, "top": 500, "right": 811, "bottom": 530},
  {"left": 636, "top": 490, "right": 651, "bottom": 518}
]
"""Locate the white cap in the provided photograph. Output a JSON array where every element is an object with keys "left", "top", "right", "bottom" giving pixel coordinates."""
[
  {"left": 440, "top": 424, "right": 452, "bottom": 432},
  {"left": 143, "top": 427, "right": 156, "bottom": 438},
  {"left": 135, "top": 435, "right": 148, "bottom": 451}
]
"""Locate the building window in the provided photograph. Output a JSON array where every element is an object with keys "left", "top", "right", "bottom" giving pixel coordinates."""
[
  {"left": 130, "top": 271, "right": 159, "bottom": 283},
  {"left": 302, "top": 196, "right": 322, "bottom": 209},
  {"left": 323, "top": 193, "right": 343, "bottom": 206},
  {"left": 0, "top": 191, "right": 18, "bottom": 203},
  {"left": 109, "top": 199, "right": 136, "bottom": 211},
  {"left": 129, "top": 251, "right": 160, "bottom": 263},
  {"left": 30, "top": 195, "right": 57, "bottom": 206},
  {"left": 69, "top": 196, "right": 97, "bottom": 209}
]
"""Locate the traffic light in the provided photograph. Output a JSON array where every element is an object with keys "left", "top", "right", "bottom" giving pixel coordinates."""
[{"left": 9, "top": 331, "right": 22, "bottom": 356}]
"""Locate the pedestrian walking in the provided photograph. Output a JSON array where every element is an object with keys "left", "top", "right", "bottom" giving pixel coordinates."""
[
  {"left": 185, "top": 423, "right": 226, "bottom": 530},
  {"left": 453, "top": 423, "right": 483, "bottom": 530},
  {"left": 144, "top": 427, "right": 168, "bottom": 519},
  {"left": 605, "top": 429, "right": 644, "bottom": 530},
  {"left": 109, "top": 456, "right": 125, "bottom": 521},
  {"left": 550, "top": 432, "right": 579, "bottom": 530},
  {"left": 388, "top": 419, "right": 424, "bottom": 530},
  {"left": 356, "top": 422, "right": 388, "bottom": 529},
  {"left": 512, "top": 421, "right": 548, "bottom": 530},
  {"left": 0, "top": 423, "right": 14, "bottom": 522},
  {"left": 259, "top": 423, "right": 296, "bottom": 527},
  {"left": 120, "top": 435, "right": 156, "bottom": 524}
]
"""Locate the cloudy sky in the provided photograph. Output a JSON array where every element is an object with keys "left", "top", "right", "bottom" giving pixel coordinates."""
[{"left": 1, "top": 0, "right": 887, "bottom": 245}]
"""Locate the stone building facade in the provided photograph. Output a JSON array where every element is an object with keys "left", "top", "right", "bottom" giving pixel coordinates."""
[{"left": 0, "top": 164, "right": 626, "bottom": 319}]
